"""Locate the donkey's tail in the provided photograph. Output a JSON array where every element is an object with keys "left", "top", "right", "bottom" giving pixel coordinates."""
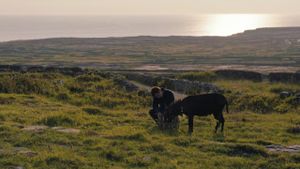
[{"left": 225, "top": 99, "right": 229, "bottom": 113}]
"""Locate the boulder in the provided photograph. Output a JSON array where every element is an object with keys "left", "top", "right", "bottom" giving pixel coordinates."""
[{"left": 279, "top": 91, "right": 292, "bottom": 99}]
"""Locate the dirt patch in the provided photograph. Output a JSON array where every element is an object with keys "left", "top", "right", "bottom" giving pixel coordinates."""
[
  {"left": 265, "top": 145, "right": 300, "bottom": 153},
  {"left": 22, "top": 125, "right": 80, "bottom": 134},
  {"left": 17, "top": 149, "right": 38, "bottom": 157},
  {"left": 52, "top": 127, "right": 80, "bottom": 134},
  {"left": 7, "top": 166, "right": 24, "bottom": 169},
  {"left": 0, "top": 147, "right": 39, "bottom": 158},
  {"left": 21, "top": 125, "right": 49, "bottom": 133}
]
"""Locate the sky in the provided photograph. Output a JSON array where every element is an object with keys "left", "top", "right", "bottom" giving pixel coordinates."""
[{"left": 0, "top": 0, "right": 299, "bottom": 16}]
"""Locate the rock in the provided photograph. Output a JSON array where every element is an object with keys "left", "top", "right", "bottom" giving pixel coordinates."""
[{"left": 280, "top": 91, "right": 292, "bottom": 99}]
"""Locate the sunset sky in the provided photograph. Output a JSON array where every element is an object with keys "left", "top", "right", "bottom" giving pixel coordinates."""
[{"left": 0, "top": 0, "right": 299, "bottom": 15}]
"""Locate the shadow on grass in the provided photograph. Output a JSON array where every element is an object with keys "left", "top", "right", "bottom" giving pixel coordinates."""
[
  {"left": 212, "top": 132, "right": 225, "bottom": 142},
  {"left": 106, "top": 133, "right": 147, "bottom": 142},
  {"left": 148, "top": 126, "right": 180, "bottom": 136}
]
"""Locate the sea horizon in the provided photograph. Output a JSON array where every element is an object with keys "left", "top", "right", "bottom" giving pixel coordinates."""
[{"left": 1, "top": 14, "right": 300, "bottom": 42}]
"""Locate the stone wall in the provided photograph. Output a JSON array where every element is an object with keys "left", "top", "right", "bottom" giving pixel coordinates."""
[
  {"left": 125, "top": 73, "right": 221, "bottom": 94},
  {"left": 269, "top": 72, "right": 300, "bottom": 83},
  {"left": 0, "top": 65, "right": 85, "bottom": 76},
  {"left": 215, "top": 69, "right": 263, "bottom": 82}
]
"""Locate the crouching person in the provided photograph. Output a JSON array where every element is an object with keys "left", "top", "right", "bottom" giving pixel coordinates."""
[{"left": 149, "top": 86, "right": 179, "bottom": 130}]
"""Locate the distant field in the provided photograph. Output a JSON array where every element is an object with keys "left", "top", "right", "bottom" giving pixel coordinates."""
[{"left": 0, "top": 27, "right": 299, "bottom": 72}]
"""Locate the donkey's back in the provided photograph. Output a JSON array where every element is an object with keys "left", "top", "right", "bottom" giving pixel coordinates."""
[
  {"left": 181, "top": 93, "right": 228, "bottom": 133},
  {"left": 182, "top": 93, "right": 228, "bottom": 116}
]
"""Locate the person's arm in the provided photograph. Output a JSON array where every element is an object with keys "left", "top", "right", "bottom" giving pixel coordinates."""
[
  {"left": 160, "top": 104, "right": 165, "bottom": 113},
  {"left": 166, "top": 90, "right": 175, "bottom": 105},
  {"left": 170, "top": 92, "right": 175, "bottom": 103},
  {"left": 152, "top": 99, "right": 159, "bottom": 113}
]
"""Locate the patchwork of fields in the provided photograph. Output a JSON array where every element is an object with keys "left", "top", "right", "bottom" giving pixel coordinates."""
[{"left": 0, "top": 27, "right": 300, "bottom": 71}]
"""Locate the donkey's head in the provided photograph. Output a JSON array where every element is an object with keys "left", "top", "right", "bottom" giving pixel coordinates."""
[{"left": 167, "top": 99, "right": 183, "bottom": 119}]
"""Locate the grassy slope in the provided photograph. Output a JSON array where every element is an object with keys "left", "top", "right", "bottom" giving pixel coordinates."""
[
  {"left": 0, "top": 72, "right": 299, "bottom": 169},
  {"left": 1, "top": 95, "right": 300, "bottom": 169}
]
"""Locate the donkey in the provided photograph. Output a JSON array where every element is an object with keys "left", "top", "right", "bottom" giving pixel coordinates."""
[{"left": 167, "top": 93, "right": 229, "bottom": 133}]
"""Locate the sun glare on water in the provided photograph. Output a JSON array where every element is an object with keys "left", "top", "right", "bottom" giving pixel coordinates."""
[{"left": 197, "top": 14, "right": 273, "bottom": 36}]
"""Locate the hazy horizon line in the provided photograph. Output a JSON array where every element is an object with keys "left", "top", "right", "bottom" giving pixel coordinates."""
[
  {"left": 2, "top": 26, "right": 300, "bottom": 43},
  {"left": 1, "top": 13, "right": 299, "bottom": 17}
]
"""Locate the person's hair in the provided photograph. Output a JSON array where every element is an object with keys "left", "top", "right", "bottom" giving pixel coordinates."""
[{"left": 151, "top": 86, "right": 161, "bottom": 96}]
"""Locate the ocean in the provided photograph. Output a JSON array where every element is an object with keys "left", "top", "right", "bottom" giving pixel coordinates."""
[{"left": 0, "top": 14, "right": 300, "bottom": 42}]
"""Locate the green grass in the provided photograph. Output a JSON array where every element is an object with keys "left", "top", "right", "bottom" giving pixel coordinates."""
[
  {"left": 0, "top": 72, "right": 299, "bottom": 169},
  {"left": 215, "top": 80, "right": 300, "bottom": 113},
  {"left": 176, "top": 71, "right": 217, "bottom": 82}
]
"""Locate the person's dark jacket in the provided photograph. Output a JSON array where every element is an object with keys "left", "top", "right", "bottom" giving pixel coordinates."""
[{"left": 152, "top": 88, "right": 175, "bottom": 114}]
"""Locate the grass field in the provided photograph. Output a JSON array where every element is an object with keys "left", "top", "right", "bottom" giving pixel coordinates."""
[{"left": 0, "top": 72, "right": 299, "bottom": 169}]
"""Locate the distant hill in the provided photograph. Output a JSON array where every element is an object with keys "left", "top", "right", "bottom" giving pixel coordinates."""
[{"left": 0, "top": 27, "right": 299, "bottom": 70}]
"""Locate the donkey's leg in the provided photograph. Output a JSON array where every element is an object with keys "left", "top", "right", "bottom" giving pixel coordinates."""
[
  {"left": 213, "top": 113, "right": 220, "bottom": 133},
  {"left": 220, "top": 113, "right": 225, "bottom": 132},
  {"left": 188, "top": 115, "right": 194, "bottom": 134},
  {"left": 215, "top": 121, "right": 220, "bottom": 133}
]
